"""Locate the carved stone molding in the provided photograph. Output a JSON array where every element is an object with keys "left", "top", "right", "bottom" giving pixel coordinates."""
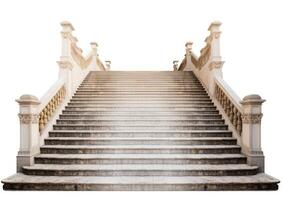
[
  {"left": 18, "top": 114, "right": 39, "bottom": 124},
  {"left": 208, "top": 61, "right": 224, "bottom": 70},
  {"left": 57, "top": 60, "right": 73, "bottom": 70},
  {"left": 212, "top": 31, "right": 221, "bottom": 39},
  {"left": 242, "top": 114, "right": 263, "bottom": 124},
  {"left": 60, "top": 31, "right": 71, "bottom": 39}
]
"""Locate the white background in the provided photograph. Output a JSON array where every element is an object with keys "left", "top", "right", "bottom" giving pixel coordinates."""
[{"left": 0, "top": 0, "right": 282, "bottom": 198}]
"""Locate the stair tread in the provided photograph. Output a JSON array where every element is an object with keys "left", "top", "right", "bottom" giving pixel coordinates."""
[
  {"left": 22, "top": 164, "right": 258, "bottom": 171},
  {"left": 36, "top": 154, "right": 245, "bottom": 159},
  {"left": 49, "top": 130, "right": 232, "bottom": 133},
  {"left": 3, "top": 173, "right": 278, "bottom": 185},
  {"left": 45, "top": 137, "right": 235, "bottom": 141},
  {"left": 41, "top": 145, "right": 240, "bottom": 149}
]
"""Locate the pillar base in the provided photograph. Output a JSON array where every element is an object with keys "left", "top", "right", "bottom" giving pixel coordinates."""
[
  {"left": 244, "top": 151, "right": 265, "bottom": 172},
  {"left": 16, "top": 151, "right": 38, "bottom": 172}
]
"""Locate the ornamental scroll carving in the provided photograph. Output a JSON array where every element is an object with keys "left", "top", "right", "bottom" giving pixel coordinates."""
[
  {"left": 242, "top": 114, "right": 263, "bottom": 124},
  {"left": 96, "top": 57, "right": 106, "bottom": 71},
  {"left": 71, "top": 43, "right": 93, "bottom": 69},
  {"left": 198, "top": 44, "right": 211, "bottom": 69},
  {"left": 215, "top": 84, "right": 242, "bottom": 135},
  {"left": 178, "top": 57, "right": 187, "bottom": 71},
  {"left": 39, "top": 86, "right": 66, "bottom": 133},
  {"left": 18, "top": 114, "right": 39, "bottom": 124}
]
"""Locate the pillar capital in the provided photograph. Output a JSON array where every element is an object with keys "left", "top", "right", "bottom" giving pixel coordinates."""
[
  {"left": 90, "top": 42, "right": 98, "bottom": 49},
  {"left": 60, "top": 21, "right": 75, "bottom": 32},
  {"left": 208, "top": 21, "right": 222, "bottom": 32},
  {"left": 185, "top": 41, "right": 193, "bottom": 55},
  {"left": 16, "top": 95, "right": 40, "bottom": 106}
]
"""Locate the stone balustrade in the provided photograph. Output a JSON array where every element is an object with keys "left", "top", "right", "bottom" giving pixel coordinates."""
[
  {"left": 38, "top": 85, "right": 66, "bottom": 133},
  {"left": 15, "top": 21, "right": 108, "bottom": 172},
  {"left": 215, "top": 81, "right": 242, "bottom": 134},
  {"left": 176, "top": 21, "right": 265, "bottom": 172}
]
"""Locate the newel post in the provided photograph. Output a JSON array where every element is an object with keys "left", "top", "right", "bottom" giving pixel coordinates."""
[
  {"left": 16, "top": 95, "right": 40, "bottom": 172},
  {"left": 173, "top": 60, "right": 179, "bottom": 71},
  {"left": 185, "top": 41, "right": 193, "bottom": 71},
  {"left": 57, "top": 21, "right": 74, "bottom": 98},
  {"left": 105, "top": 60, "right": 111, "bottom": 71},
  {"left": 241, "top": 94, "right": 265, "bottom": 172},
  {"left": 207, "top": 21, "right": 224, "bottom": 95},
  {"left": 90, "top": 42, "right": 102, "bottom": 71}
]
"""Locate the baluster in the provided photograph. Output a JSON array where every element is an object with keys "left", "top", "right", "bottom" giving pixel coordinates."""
[
  {"left": 229, "top": 102, "right": 234, "bottom": 122},
  {"left": 236, "top": 111, "right": 242, "bottom": 134}
]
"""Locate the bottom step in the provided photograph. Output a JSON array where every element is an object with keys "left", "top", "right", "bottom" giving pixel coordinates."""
[{"left": 2, "top": 173, "right": 279, "bottom": 191}]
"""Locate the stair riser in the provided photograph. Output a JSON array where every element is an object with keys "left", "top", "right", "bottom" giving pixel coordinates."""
[
  {"left": 40, "top": 148, "right": 240, "bottom": 154},
  {"left": 22, "top": 169, "right": 257, "bottom": 176},
  {"left": 70, "top": 99, "right": 212, "bottom": 102},
  {"left": 59, "top": 115, "right": 222, "bottom": 120},
  {"left": 72, "top": 95, "right": 210, "bottom": 98},
  {"left": 3, "top": 182, "right": 278, "bottom": 191},
  {"left": 44, "top": 139, "right": 236, "bottom": 146},
  {"left": 74, "top": 92, "right": 208, "bottom": 95},
  {"left": 49, "top": 132, "right": 232, "bottom": 138},
  {"left": 68, "top": 102, "right": 214, "bottom": 106},
  {"left": 63, "top": 107, "right": 218, "bottom": 111},
  {"left": 56, "top": 120, "right": 225, "bottom": 125},
  {"left": 76, "top": 89, "right": 206, "bottom": 92},
  {"left": 35, "top": 158, "right": 246, "bottom": 165},
  {"left": 52, "top": 125, "right": 228, "bottom": 131},
  {"left": 62, "top": 111, "right": 220, "bottom": 115},
  {"left": 78, "top": 87, "right": 205, "bottom": 90}
]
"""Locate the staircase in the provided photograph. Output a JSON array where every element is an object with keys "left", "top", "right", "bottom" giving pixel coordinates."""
[{"left": 2, "top": 71, "right": 279, "bottom": 190}]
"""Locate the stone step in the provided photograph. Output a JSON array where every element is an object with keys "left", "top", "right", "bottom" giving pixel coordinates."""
[
  {"left": 49, "top": 130, "right": 233, "bottom": 138},
  {"left": 59, "top": 114, "right": 222, "bottom": 120},
  {"left": 78, "top": 83, "right": 204, "bottom": 87},
  {"left": 3, "top": 173, "right": 278, "bottom": 190},
  {"left": 35, "top": 154, "right": 246, "bottom": 165},
  {"left": 70, "top": 98, "right": 212, "bottom": 102},
  {"left": 55, "top": 119, "right": 225, "bottom": 125},
  {"left": 67, "top": 102, "right": 214, "bottom": 106},
  {"left": 40, "top": 145, "right": 240, "bottom": 154},
  {"left": 44, "top": 137, "right": 236, "bottom": 146},
  {"left": 22, "top": 164, "right": 258, "bottom": 176},
  {"left": 74, "top": 91, "right": 208, "bottom": 95},
  {"left": 65, "top": 104, "right": 216, "bottom": 108},
  {"left": 62, "top": 110, "right": 220, "bottom": 115},
  {"left": 76, "top": 89, "right": 206, "bottom": 92},
  {"left": 72, "top": 94, "right": 210, "bottom": 98},
  {"left": 52, "top": 124, "right": 228, "bottom": 131},
  {"left": 64, "top": 106, "right": 217, "bottom": 112}
]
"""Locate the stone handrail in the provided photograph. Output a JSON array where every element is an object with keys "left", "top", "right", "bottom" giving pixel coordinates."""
[
  {"left": 15, "top": 21, "right": 108, "bottom": 172},
  {"left": 176, "top": 21, "right": 266, "bottom": 172}
]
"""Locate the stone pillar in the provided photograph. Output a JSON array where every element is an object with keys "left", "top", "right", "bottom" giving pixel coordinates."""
[
  {"left": 173, "top": 60, "right": 178, "bottom": 71},
  {"left": 207, "top": 21, "right": 224, "bottom": 95},
  {"left": 105, "top": 60, "right": 111, "bottom": 71},
  {"left": 241, "top": 94, "right": 265, "bottom": 172},
  {"left": 60, "top": 21, "right": 74, "bottom": 59},
  {"left": 16, "top": 95, "right": 40, "bottom": 172},
  {"left": 90, "top": 42, "right": 98, "bottom": 57},
  {"left": 90, "top": 42, "right": 99, "bottom": 70},
  {"left": 57, "top": 21, "right": 75, "bottom": 98},
  {"left": 185, "top": 41, "right": 193, "bottom": 55},
  {"left": 185, "top": 42, "right": 193, "bottom": 71},
  {"left": 208, "top": 21, "right": 222, "bottom": 62}
]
